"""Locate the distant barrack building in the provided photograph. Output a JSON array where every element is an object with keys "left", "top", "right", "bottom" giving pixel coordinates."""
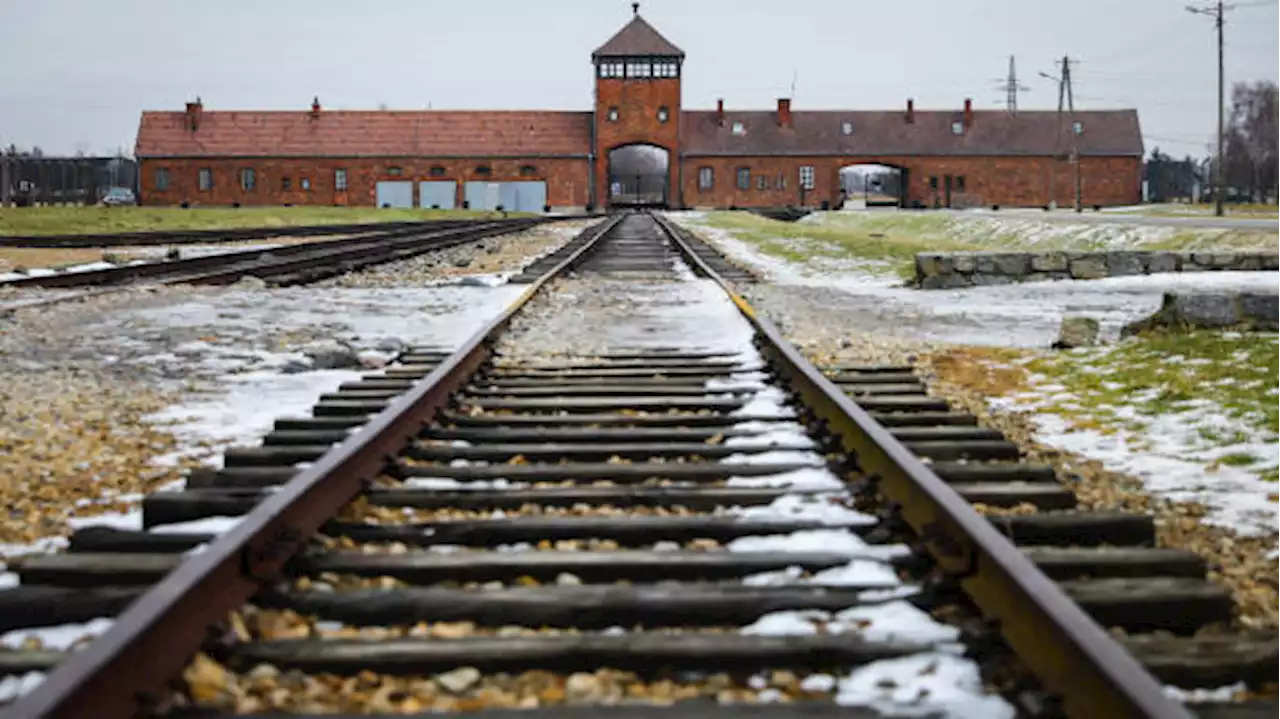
[{"left": 134, "top": 9, "right": 1143, "bottom": 211}]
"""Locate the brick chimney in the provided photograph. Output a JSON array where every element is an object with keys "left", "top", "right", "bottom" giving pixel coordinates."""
[
  {"left": 310, "top": 96, "right": 322, "bottom": 119},
  {"left": 185, "top": 97, "right": 203, "bottom": 132},
  {"left": 776, "top": 98, "right": 792, "bottom": 128},
  {"left": 716, "top": 98, "right": 725, "bottom": 127},
  {"left": 963, "top": 98, "right": 973, "bottom": 129},
  {"left": 905, "top": 98, "right": 914, "bottom": 124}
]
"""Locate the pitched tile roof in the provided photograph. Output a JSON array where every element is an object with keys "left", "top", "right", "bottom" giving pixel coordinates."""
[
  {"left": 592, "top": 15, "right": 684, "bottom": 59},
  {"left": 680, "top": 109, "right": 1143, "bottom": 157},
  {"left": 135, "top": 110, "right": 592, "bottom": 158}
]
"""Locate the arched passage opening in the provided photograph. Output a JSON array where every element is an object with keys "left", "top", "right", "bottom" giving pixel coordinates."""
[
  {"left": 839, "top": 163, "right": 906, "bottom": 209},
  {"left": 607, "top": 144, "right": 670, "bottom": 207}
]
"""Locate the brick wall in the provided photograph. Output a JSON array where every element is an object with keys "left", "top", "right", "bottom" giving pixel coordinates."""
[
  {"left": 137, "top": 157, "right": 590, "bottom": 208},
  {"left": 594, "top": 76, "right": 682, "bottom": 207},
  {"left": 675, "top": 154, "right": 1141, "bottom": 209}
]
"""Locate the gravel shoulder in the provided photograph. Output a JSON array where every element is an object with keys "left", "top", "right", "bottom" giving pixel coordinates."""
[{"left": 0, "top": 223, "right": 586, "bottom": 556}]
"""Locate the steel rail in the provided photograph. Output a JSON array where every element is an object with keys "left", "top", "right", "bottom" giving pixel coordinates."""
[
  {"left": 0, "top": 218, "right": 541, "bottom": 290},
  {"left": 2, "top": 214, "right": 622, "bottom": 719},
  {"left": 0, "top": 218, "right": 540, "bottom": 248},
  {"left": 654, "top": 213, "right": 1192, "bottom": 719}
]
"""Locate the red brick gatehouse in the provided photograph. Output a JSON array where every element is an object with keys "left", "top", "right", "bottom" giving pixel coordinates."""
[{"left": 134, "top": 8, "right": 1143, "bottom": 211}]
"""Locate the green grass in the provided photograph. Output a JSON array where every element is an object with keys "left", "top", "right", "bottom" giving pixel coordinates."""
[
  {"left": 1023, "top": 330, "right": 1279, "bottom": 476},
  {"left": 0, "top": 206, "right": 530, "bottom": 236},
  {"left": 698, "top": 212, "right": 971, "bottom": 280},
  {"left": 1118, "top": 203, "right": 1279, "bottom": 218}
]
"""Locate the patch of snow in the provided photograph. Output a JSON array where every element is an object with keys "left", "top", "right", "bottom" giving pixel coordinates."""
[
  {"left": 1162, "top": 682, "right": 1245, "bottom": 702},
  {"left": 149, "top": 516, "right": 245, "bottom": 534},
  {"left": 742, "top": 601, "right": 960, "bottom": 645},
  {"left": 726, "top": 466, "right": 845, "bottom": 490},
  {"left": 720, "top": 492, "right": 875, "bottom": 526},
  {"left": 1, "top": 618, "right": 115, "bottom": 651},
  {"left": 0, "top": 672, "right": 46, "bottom": 703},
  {"left": 403, "top": 478, "right": 529, "bottom": 489},
  {"left": 834, "top": 652, "right": 1016, "bottom": 718}
]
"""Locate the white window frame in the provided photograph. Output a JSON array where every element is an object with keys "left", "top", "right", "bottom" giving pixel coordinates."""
[
  {"left": 736, "top": 167, "right": 751, "bottom": 191},
  {"left": 698, "top": 167, "right": 713, "bottom": 191},
  {"left": 240, "top": 168, "right": 255, "bottom": 191},
  {"left": 799, "top": 166, "right": 815, "bottom": 190},
  {"left": 335, "top": 168, "right": 348, "bottom": 190},
  {"left": 198, "top": 168, "right": 212, "bottom": 191}
]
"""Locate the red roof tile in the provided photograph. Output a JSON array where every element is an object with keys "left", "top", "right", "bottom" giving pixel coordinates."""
[
  {"left": 136, "top": 110, "right": 592, "bottom": 158},
  {"left": 680, "top": 109, "right": 1143, "bottom": 157}
]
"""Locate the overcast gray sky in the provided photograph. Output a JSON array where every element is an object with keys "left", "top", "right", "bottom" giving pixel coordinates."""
[{"left": 2, "top": 0, "right": 1276, "bottom": 158}]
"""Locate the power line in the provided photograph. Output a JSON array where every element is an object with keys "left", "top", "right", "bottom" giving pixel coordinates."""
[
  {"left": 1186, "top": 0, "right": 1230, "bottom": 216},
  {"left": 1040, "top": 56, "right": 1082, "bottom": 212},
  {"left": 993, "top": 55, "right": 1031, "bottom": 115}
]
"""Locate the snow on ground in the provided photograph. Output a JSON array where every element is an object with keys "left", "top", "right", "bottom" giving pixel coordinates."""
[
  {"left": 75, "top": 284, "right": 527, "bottom": 470},
  {"left": 671, "top": 210, "right": 1278, "bottom": 348}
]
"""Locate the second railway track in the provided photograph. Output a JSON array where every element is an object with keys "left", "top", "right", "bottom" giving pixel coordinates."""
[{"left": 0, "top": 212, "right": 1273, "bottom": 718}]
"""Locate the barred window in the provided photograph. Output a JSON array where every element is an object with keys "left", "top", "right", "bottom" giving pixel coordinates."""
[
  {"left": 653, "top": 61, "right": 679, "bottom": 78},
  {"left": 625, "top": 61, "right": 651, "bottom": 78},
  {"left": 799, "top": 166, "right": 815, "bottom": 190},
  {"left": 598, "top": 62, "right": 624, "bottom": 78}
]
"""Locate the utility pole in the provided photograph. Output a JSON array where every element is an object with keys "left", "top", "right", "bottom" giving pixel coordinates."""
[
  {"left": 995, "top": 55, "right": 1030, "bottom": 115},
  {"left": 1040, "top": 57, "right": 1078, "bottom": 211},
  {"left": 1187, "top": 1, "right": 1227, "bottom": 216}
]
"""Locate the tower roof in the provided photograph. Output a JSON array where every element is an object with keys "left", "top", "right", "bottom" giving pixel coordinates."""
[{"left": 593, "top": 10, "right": 684, "bottom": 60}]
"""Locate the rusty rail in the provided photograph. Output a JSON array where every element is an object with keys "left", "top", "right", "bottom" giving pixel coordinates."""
[
  {"left": 654, "top": 213, "right": 1191, "bottom": 719},
  {"left": 3, "top": 215, "right": 621, "bottom": 719}
]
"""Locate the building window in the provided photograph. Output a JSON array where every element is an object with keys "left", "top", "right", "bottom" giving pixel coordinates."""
[
  {"left": 198, "top": 168, "right": 212, "bottom": 191},
  {"left": 951, "top": 121, "right": 964, "bottom": 135},
  {"left": 776, "top": 173, "right": 787, "bottom": 190},
  {"left": 841, "top": 121, "right": 854, "bottom": 136},
  {"left": 625, "top": 61, "right": 651, "bottom": 78},
  {"left": 155, "top": 168, "right": 170, "bottom": 191},
  {"left": 281, "top": 177, "right": 292, "bottom": 191},
  {"left": 607, "top": 106, "right": 619, "bottom": 122},
  {"left": 598, "top": 62, "right": 624, "bottom": 78},
  {"left": 520, "top": 165, "right": 537, "bottom": 177},
  {"left": 799, "top": 166, "right": 815, "bottom": 190},
  {"left": 240, "top": 168, "right": 255, "bottom": 191},
  {"left": 429, "top": 165, "right": 446, "bottom": 177},
  {"left": 301, "top": 178, "right": 311, "bottom": 190},
  {"left": 955, "top": 176, "right": 966, "bottom": 192},
  {"left": 386, "top": 166, "right": 404, "bottom": 177},
  {"left": 731, "top": 121, "right": 746, "bottom": 136},
  {"left": 736, "top": 168, "right": 751, "bottom": 191},
  {"left": 335, "top": 169, "right": 348, "bottom": 190},
  {"left": 929, "top": 176, "right": 938, "bottom": 190},
  {"left": 1073, "top": 121, "right": 1084, "bottom": 135},
  {"left": 653, "top": 61, "right": 679, "bottom": 78},
  {"left": 756, "top": 175, "right": 767, "bottom": 191},
  {"left": 475, "top": 165, "right": 491, "bottom": 176},
  {"left": 698, "top": 167, "right": 713, "bottom": 190},
  {"left": 657, "top": 106, "right": 669, "bottom": 123}
]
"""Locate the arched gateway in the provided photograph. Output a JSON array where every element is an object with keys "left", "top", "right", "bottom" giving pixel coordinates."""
[{"left": 607, "top": 144, "right": 670, "bottom": 206}]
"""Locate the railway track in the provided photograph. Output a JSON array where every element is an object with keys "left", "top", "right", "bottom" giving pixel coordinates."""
[
  {"left": 0, "top": 212, "right": 1272, "bottom": 718},
  {"left": 0, "top": 218, "right": 547, "bottom": 291}
]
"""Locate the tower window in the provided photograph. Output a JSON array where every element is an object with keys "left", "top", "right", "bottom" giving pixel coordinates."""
[
  {"left": 653, "top": 61, "right": 679, "bottom": 78},
  {"left": 736, "top": 168, "right": 751, "bottom": 190},
  {"left": 198, "top": 168, "right": 212, "bottom": 191},
  {"left": 607, "top": 107, "right": 619, "bottom": 122},
  {"left": 1073, "top": 121, "right": 1084, "bottom": 135},
  {"left": 698, "top": 167, "right": 713, "bottom": 190},
  {"left": 625, "top": 61, "right": 651, "bottom": 78},
  {"left": 599, "top": 62, "right": 624, "bottom": 78},
  {"left": 657, "top": 106, "right": 669, "bottom": 123}
]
